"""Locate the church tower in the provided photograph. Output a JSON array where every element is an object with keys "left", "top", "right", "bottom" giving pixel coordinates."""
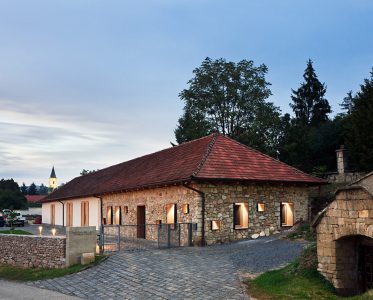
[{"left": 49, "top": 166, "right": 58, "bottom": 190}]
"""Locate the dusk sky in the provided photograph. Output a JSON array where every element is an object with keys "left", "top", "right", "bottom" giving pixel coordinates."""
[{"left": 1, "top": 0, "right": 372, "bottom": 186}]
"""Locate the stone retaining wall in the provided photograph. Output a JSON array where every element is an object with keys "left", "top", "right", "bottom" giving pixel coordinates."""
[{"left": 0, "top": 234, "right": 66, "bottom": 268}]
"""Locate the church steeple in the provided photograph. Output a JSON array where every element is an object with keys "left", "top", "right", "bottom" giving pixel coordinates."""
[
  {"left": 50, "top": 166, "right": 56, "bottom": 179},
  {"left": 49, "top": 166, "right": 58, "bottom": 190}
]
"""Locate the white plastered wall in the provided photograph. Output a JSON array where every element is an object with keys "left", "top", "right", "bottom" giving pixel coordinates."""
[
  {"left": 42, "top": 201, "right": 63, "bottom": 225},
  {"left": 42, "top": 197, "right": 101, "bottom": 229}
]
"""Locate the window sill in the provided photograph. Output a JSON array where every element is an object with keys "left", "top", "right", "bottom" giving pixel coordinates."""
[{"left": 234, "top": 226, "right": 248, "bottom": 230}]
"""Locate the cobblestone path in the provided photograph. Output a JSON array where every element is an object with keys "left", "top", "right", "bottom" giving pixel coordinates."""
[{"left": 28, "top": 235, "right": 306, "bottom": 299}]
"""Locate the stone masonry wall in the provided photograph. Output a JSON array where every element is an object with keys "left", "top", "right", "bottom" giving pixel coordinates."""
[
  {"left": 103, "top": 183, "right": 309, "bottom": 246},
  {"left": 103, "top": 185, "right": 203, "bottom": 245},
  {"left": 0, "top": 235, "right": 66, "bottom": 268},
  {"left": 199, "top": 183, "right": 309, "bottom": 245},
  {"left": 316, "top": 187, "right": 373, "bottom": 294}
]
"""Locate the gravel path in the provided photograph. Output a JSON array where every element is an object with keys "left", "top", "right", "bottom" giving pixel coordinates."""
[{"left": 28, "top": 235, "right": 307, "bottom": 299}]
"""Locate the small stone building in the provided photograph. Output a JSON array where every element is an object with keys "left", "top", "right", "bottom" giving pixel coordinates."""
[
  {"left": 315, "top": 172, "right": 373, "bottom": 295},
  {"left": 41, "top": 134, "right": 324, "bottom": 245}
]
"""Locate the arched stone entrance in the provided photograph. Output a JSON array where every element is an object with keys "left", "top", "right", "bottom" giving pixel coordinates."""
[
  {"left": 315, "top": 185, "right": 373, "bottom": 296},
  {"left": 334, "top": 235, "right": 373, "bottom": 295}
]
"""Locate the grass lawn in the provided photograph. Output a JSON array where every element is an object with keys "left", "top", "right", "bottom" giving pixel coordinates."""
[
  {"left": 247, "top": 245, "right": 373, "bottom": 300},
  {"left": 0, "top": 255, "right": 106, "bottom": 281},
  {"left": 0, "top": 230, "right": 33, "bottom": 235}
]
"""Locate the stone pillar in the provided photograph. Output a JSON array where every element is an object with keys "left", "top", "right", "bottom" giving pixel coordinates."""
[
  {"left": 66, "top": 226, "right": 97, "bottom": 267},
  {"left": 336, "top": 146, "right": 347, "bottom": 174}
]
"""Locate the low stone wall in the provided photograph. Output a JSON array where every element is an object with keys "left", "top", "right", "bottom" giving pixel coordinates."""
[{"left": 0, "top": 234, "right": 66, "bottom": 268}]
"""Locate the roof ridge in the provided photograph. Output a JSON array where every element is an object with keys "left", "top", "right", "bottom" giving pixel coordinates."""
[
  {"left": 192, "top": 133, "right": 219, "bottom": 177},
  {"left": 216, "top": 134, "right": 325, "bottom": 183}
]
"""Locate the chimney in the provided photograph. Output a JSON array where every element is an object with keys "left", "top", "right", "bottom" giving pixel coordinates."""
[{"left": 336, "top": 145, "right": 348, "bottom": 174}]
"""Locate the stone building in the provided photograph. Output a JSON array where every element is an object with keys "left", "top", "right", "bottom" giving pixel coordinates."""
[
  {"left": 315, "top": 172, "right": 373, "bottom": 295},
  {"left": 41, "top": 134, "right": 324, "bottom": 245}
]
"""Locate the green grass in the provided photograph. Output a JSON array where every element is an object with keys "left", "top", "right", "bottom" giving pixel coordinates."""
[
  {"left": 0, "top": 229, "right": 33, "bottom": 235},
  {"left": 286, "top": 222, "right": 316, "bottom": 241},
  {"left": 0, "top": 255, "right": 106, "bottom": 281},
  {"left": 247, "top": 244, "right": 373, "bottom": 300}
]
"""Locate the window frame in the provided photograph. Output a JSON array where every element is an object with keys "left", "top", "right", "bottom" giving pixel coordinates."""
[
  {"left": 166, "top": 203, "right": 177, "bottom": 224},
  {"left": 81, "top": 201, "right": 89, "bottom": 227},
  {"left": 107, "top": 206, "right": 113, "bottom": 225},
  {"left": 50, "top": 204, "right": 55, "bottom": 225},
  {"left": 233, "top": 202, "right": 249, "bottom": 230},
  {"left": 66, "top": 202, "right": 73, "bottom": 227},
  {"left": 114, "top": 206, "right": 122, "bottom": 225},
  {"left": 257, "top": 203, "right": 265, "bottom": 212}
]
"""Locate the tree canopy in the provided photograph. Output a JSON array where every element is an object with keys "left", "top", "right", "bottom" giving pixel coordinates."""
[
  {"left": 175, "top": 57, "right": 283, "bottom": 157},
  {"left": 344, "top": 68, "right": 373, "bottom": 171},
  {"left": 0, "top": 179, "right": 27, "bottom": 210}
]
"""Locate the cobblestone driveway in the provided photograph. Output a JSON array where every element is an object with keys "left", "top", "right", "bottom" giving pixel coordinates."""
[{"left": 29, "top": 236, "right": 307, "bottom": 299}]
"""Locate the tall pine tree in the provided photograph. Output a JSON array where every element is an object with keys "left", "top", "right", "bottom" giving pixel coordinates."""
[
  {"left": 290, "top": 59, "right": 331, "bottom": 126},
  {"left": 280, "top": 60, "right": 337, "bottom": 174},
  {"left": 345, "top": 68, "right": 373, "bottom": 171}
]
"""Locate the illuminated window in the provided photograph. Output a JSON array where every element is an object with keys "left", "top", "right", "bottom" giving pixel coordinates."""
[
  {"left": 107, "top": 206, "right": 113, "bottom": 225},
  {"left": 166, "top": 203, "right": 177, "bottom": 224},
  {"left": 281, "top": 202, "right": 294, "bottom": 227},
  {"left": 114, "top": 206, "right": 121, "bottom": 225},
  {"left": 81, "top": 201, "right": 89, "bottom": 227},
  {"left": 50, "top": 204, "right": 55, "bottom": 225},
  {"left": 66, "top": 202, "right": 73, "bottom": 227},
  {"left": 155, "top": 220, "right": 162, "bottom": 225},
  {"left": 257, "top": 203, "right": 265, "bottom": 212},
  {"left": 234, "top": 203, "right": 249, "bottom": 229},
  {"left": 182, "top": 204, "right": 189, "bottom": 214},
  {"left": 211, "top": 220, "right": 221, "bottom": 231}
]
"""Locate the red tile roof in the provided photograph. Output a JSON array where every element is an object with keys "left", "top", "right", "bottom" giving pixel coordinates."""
[
  {"left": 43, "top": 134, "right": 325, "bottom": 202},
  {"left": 25, "top": 195, "right": 46, "bottom": 203}
]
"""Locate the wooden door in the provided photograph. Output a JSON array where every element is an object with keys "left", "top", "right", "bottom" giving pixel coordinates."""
[{"left": 137, "top": 205, "right": 146, "bottom": 239}]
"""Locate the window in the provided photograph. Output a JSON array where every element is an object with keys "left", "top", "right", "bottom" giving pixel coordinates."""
[
  {"left": 123, "top": 206, "right": 129, "bottom": 214},
  {"left": 166, "top": 203, "right": 177, "bottom": 224},
  {"left": 234, "top": 203, "right": 249, "bottom": 229},
  {"left": 211, "top": 220, "right": 221, "bottom": 231},
  {"left": 257, "top": 203, "right": 265, "bottom": 212},
  {"left": 81, "top": 201, "right": 89, "bottom": 227},
  {"left": 281, "top": 202, "right": 294, "bottom": 227},
  {"left": 182, "top": 204, "right": 189, "bottom": 214},
  {"left": 51, "top": 204, "right": 55, "bottom": 225},
  {"left": 66, "top": 202, "right": 73, "bottom": 227},
  {"left": 107, "top": 206, "right": 113, "bottom": 225},
  {"left": 155, "top": 220, "right": 162, "bottom": 225},
  {"left": 114, "top": 206, "right": 121, "bottom": 225}
]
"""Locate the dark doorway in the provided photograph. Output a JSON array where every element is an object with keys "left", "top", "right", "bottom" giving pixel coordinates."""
[
  {"left": 360, "top": 244, "right": 373, "bottom": 292},
  {"left": 137, "top": 205, "right": 146, "bottom": 239}
]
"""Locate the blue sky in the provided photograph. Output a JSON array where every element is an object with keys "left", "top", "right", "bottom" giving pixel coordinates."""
[{"left": 0, "top": 0, "right": 372, "bottom": 185}]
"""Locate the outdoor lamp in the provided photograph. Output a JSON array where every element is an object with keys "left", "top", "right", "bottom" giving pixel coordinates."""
[
  {"left": 51, "top": 228, "right": 56, "bottom": 236},
  {"left": 38, "top": 226, "right": 43, "bottom": 235}
]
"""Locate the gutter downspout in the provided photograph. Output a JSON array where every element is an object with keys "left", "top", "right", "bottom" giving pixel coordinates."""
[
  {"left": 58, "top": 200, "right": 65, "bottom": 227},
  {"left": 182, "top": 182, "right": 206, "bottom": 246}
]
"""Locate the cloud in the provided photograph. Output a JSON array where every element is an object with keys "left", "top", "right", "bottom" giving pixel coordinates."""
[{"left": 0, "top": 97, "right": 172, "bottom": 185}]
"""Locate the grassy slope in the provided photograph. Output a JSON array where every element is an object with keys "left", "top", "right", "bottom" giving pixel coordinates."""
[
  {"left": 247, "top": 248, "right": 373, "bottom": 300},
  {"left": 0, "top": 255, "right": 106, "bottom": 281},
  {"left": 0, "top": 230, "right": 33, "bottom": 235}
]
